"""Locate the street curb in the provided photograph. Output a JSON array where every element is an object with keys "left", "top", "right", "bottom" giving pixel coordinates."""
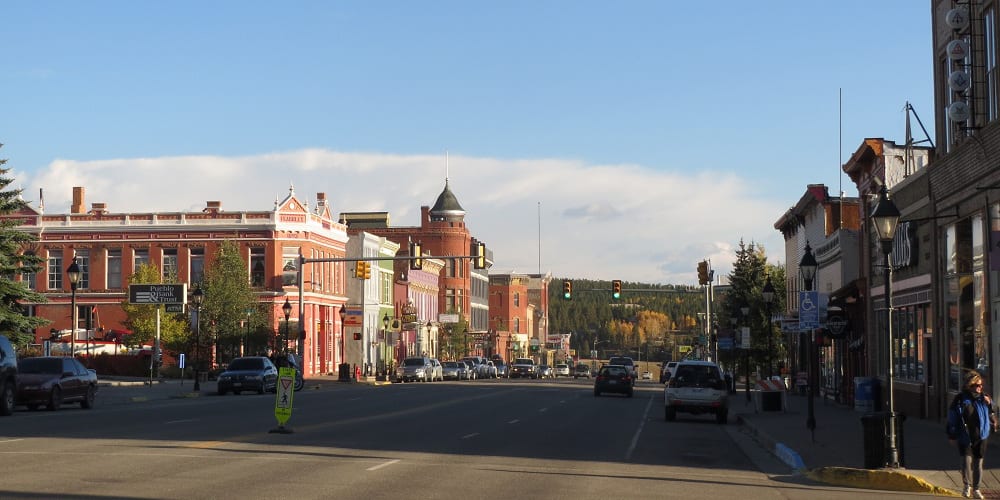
[
  {"left": 736, "top": 414, "right": 807, "bottom": 473},
  {"left": 805, "top": 467, "right": 959, "bottom": 496}
]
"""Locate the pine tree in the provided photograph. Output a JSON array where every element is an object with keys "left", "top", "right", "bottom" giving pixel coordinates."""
[{"left": 0, "top": 144, "right": 49, "bottom": 347}]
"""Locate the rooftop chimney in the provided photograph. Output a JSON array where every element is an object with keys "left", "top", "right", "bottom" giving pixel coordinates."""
[{"left": 71, "top": 187, "right": 85, "bottom": 214}]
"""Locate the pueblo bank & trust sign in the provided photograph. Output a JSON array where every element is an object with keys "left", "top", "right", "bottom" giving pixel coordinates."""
[{"left": 128, "top": 284, "right": 187, "bottom": 305}]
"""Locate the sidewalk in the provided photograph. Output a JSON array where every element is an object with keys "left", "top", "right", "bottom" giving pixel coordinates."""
[
  {"left": 733, "top": 389, "right": 1000, "bottom": 497},
  {"left": 95, "top": 374, "right": 380, "bottom": 405}
]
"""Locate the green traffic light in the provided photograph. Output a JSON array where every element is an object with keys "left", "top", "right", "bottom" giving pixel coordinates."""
[{"left": 612, "top": 292, "right": 621, "bottom": 300}]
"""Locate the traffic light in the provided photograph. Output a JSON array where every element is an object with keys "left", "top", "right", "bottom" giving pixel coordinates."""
[
  {"left": 697, "top": 260, "right": 709, "bottom": 285},
  {"left": 354, "top": 262, "right": 364, "bottom": 279},
  {"left": 362, "top": 261, "right": 371, "bottom": 280},
  {"left": 472, "top": 240, "right": 487, "bottom": 269},
  {"left": 612, "top": 280, "right": 622, "bottom": 300},
  {"left": 353, "top": 332, "right": 362, "bottom": 340},
  {"left": 409, "top": 241, "right": 422, "bottom": 270},
  {"left": 562, "top": 280, "right": 573, "bottom": 300}
]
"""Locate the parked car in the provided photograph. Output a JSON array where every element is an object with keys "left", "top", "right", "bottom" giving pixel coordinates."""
[
  {"left": 0, "top": 335, "right": 16, "bottom": 416},
  {"left": 16, "top": 356, "right": 98, "bottom": 410},
  {"left": 664, "top": 360, "right": 728, "bottom": 424},
  {"left": 554, "top": 364, "right": 570, "bottom": 377},
  {"left": 396, "top": 356, "right": 433, "bottom": 382},
  {"left": 641, "top": 371, "right": 653, "bottom": 380},
  {"left": 460, "top": 357, "right": 483, "bottom": 379},
  {"left": 478, "top": 360, "right": 498, "bottom": 379},
  {"left": 593, "top": 364, "right": 634, "bottom": 397},
  {"left": 538, "top": 365, "right": 554, "bottom": 379},
  {"left": 429, "top": 358, "right": 444, "bottom": 381},
  {"left": 660, "top": 361, "right": 679, "bottom": 384},
  {"left": 493, "top": 359, "right": 508, "bottom": 377},
  {"left": 274, "top": 352, "right": 305, "bottom": 391},
  {"left": 217, "top": 356, "right": 278, "bottom": 395},
  {"left": 461, "top": 359, "right": 477, "bottom": 380},
  {"left": 442, "top": 361, "right": 463, "bottom": 380},
  {"left": 573, "top": 364, "right": 592, "bottom": 379},
  {"left": 455, "top": 361, "right": 471, "bottom": 380}
]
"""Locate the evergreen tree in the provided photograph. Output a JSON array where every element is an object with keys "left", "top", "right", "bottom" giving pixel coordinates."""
[
  {"left": 201, "top": 240, "right": 258, "bottom": 361},
  {"left": 0, "top": 145, "right": 49, "bottom": 347}
]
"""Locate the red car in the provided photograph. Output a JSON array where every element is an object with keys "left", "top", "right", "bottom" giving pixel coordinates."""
[{"left": 17, "top": 357, "right": 98, "bottom": 411}]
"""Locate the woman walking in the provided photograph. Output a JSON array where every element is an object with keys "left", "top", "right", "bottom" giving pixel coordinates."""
[{"left": 947, "top": 371, "right": 998, "bottom": 499}]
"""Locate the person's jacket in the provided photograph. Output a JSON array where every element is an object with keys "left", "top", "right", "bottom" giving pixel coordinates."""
[{"left": 947, "top": 391, "right": 995, "bottom": 446}]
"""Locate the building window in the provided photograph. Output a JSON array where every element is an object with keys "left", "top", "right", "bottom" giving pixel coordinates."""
[
  {"left": 445, "top": 288, "right": 464, "bottom": 314},
  {"left": 107, "top": 249, "right": 122, "bottom": 289},
  {"left": 134, "top": 248, "right": 149, "bottom": 271},
  {"left": 986, "top": 7, "right": 998, "bottom": 122},
  {"left": 250, "top": 247, "right": 265, "bottom": 287},
  {"left": 75, "top": 250, "right": 90, "bottom": 290},
  {"left": 514, "top": 292, "right": 520, "bottom": 307},
  {"left": 944, "top": 215, "right": 985, "bottom": 392},
  {"left": 189, "top": 248, "right": 204, "bottom": 285},
  {"left": 282, "top": 247, "right": 299, "bottom": 286},
  {"left": 47, "top": 254, "right": 62, "bottom": 290},
  {"left": 162, "top": 249, "right": 178, "bottom": 280},
  {"left": 21, "top": 251, "right": 36, "bottom": 290},
  {"left": 514, "top": 317, "right": 520, "bottom": 333},
  {"left": 891, "top": 303, "right": 930, "bottom": 383}
]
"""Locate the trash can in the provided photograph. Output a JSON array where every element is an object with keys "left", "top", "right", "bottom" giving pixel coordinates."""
[
  {"left": 854, "top": 377, "right": 880, "bottom": 413},
  {"left": 761, "top": 391, "right": 783, "bottom": 411},
  {"left": 338, "top": 363, "right": 352, "bottom": 382},
  {"left": 861, "top": 411, "right": 906, "bottom": 468}
]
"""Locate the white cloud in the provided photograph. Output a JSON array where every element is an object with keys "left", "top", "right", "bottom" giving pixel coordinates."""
[{"left": 16, "top": 149, "right": 787, "bottom": 285}]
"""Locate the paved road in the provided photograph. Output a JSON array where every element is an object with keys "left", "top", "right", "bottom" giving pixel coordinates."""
[{"left": 0, "top": 377, "right": 937, "bottom": 499}]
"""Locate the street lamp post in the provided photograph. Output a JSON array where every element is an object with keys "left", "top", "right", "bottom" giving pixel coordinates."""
[
  {"left": 762, "top": 277, "right": 775, "bottom": 379},
  {"left": 191, "top": 287, "right": 204, "bottom": 392},
  {"left": 382, "top": 313, "right": 390, "bottom": 379},
  {"left": 66, "top": 259, "right": 81, "bottom": 358},
  {"left": 872, "top": 185, "right": 901, "bottom": 468},
  {"left": 800, "top": 242, "right": 818, "bottom": 442},
  {"left": 282, "top": 298, "right": 292, "bottom": 354},
  {"left": 741, "top": 305, "right": 750, "bottom": 403},
  {"left": 339, "top": 305, "right": 347, "bottom": 377},
  {"left": 245, "top": 308, "right": 252, "bottom": 356}
]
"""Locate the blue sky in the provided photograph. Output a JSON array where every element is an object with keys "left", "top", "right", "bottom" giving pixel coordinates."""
[{"left": 2, "top": 1, "right": 933, "bottom": 284}]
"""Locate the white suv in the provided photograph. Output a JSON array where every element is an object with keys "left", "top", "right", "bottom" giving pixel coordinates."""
[{"left": 663, "top": 360, "right": 728, "bottom": 424}]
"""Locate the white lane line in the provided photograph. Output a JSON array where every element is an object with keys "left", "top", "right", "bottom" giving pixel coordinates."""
[
  {"left": 164, "top": 419, "right": 198, "bottom": 424},
  {"left": 367, "top": 459, "right": 400, "bottom": 471},
  {"left": 507, "top": 419, "right": 519, "bottom": 424},
  {"left": 539, "top": 408, "right": 548, "bottom": 412},
  {"left": 625, "top": 396, "right": 654, "bottom": 461},
  {"left": 461, "top": 433, "right": 479, "bottom": 439},
  {"left": 0, "top": 439, "right": 24, "bottom": 444}
]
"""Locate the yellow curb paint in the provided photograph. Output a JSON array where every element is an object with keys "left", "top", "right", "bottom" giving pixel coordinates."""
[{"left": 806, "top": 467, "right": 959, "bottom": 496}]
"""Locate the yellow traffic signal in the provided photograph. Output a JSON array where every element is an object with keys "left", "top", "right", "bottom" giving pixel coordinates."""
[
  {"left": 562, "top": 280, "right": 573, "bottom": 300},
  {"left": 697, "top": 261, "right": 709, "bottom": 285},
  {"left": 355, "top": 262, "right": 364, "bottom": 279},
  {"left": 612, "top": 280, "right": 622, "bottom": 300},
  {"left": 472, "top": 240, "right": 487, "bottom": 269},
  {"left": 362, "top": 261, "right": 371, "bottom": 280}
]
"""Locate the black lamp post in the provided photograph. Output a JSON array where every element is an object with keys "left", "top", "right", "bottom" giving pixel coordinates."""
[
  {"left": 800, "top": 242, "right": 818, "bottom": 441},
  {"left": 245, "top": 308, "right": 253, "bottom": 356},
  {"left": 66, "top": 259, "right": 81, "bottom": 358},
  {"left": 282, "top": 298, "right": 292, "bottom": 354},
  {"left": 382, "top": 313, "right": 390, "bottom": 378},
  {"left": 339, "top": 305, "right": 347, "bottom": 371},
  {"left": 741, "top": 305, "right": 750, "bottom": 403},
  {"left": 191, "top": 286, "right": 204, "bottom": 392},
  {"left": 762, "top": 276, "right": 775, "bottom": 379},
  {"left": 872, "top": 185, "right": 901, "bottom": 468}
]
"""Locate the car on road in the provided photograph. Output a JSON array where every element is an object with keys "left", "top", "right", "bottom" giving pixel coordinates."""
[
  {"left": 16, "top": 356, "right": 98, "bottom": 410},
  {"left": 429, "top": 358, "right": 444, "bottom": 381},
  {"left": 461, "top": 359, "right": 477, "bottom": 380},
  {"left": 660, "top": 361, "right": 679, "bottom": 384},
  {"left": 396, "top": 356, "right": 434, "bottom": 382},
  {"left": 608, "top": 356, "right": 637, "bottom": 382},
  {"left": 593, "top": 364, "right": 634, "bottom": 397},
  {"left": 554, "top": 364, "right": 570, "bottom": 377},
  {"left": 510, "top": 358, "right": 537, "bottom": 379},
  {"left": 493, "top": 359, "right": 508, "bottom": 378},
  {"left": 574, "top": 364, "right": 592, "bottom": 379},
  {"left": 538, "top": 365, "right": 554, "bottom": 379},
  {"left": 0, "top": 334, "right": 16, "bottom": 416},
  {"left": 442, "top": 361, "right": 464, "bottom": 380},
  {"left": 478, "top": 360, "right": 498, "bottom": 379},
  {"left": 663, "top": 360, "right": 728, "bottom": 424},
  {"left": 641, "top": 371, "right": 653, "bottom": 380},
  {"left": 217, "top": 356, "right": 278, "bottom": 395}
]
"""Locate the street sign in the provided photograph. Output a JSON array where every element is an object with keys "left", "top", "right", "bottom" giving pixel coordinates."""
[
  {"left": 439, "top": 313, "right": 459, "bottom": 323},
  {"left": 128, "top": 284, "right": 187, "bottom": 305},
  {"left": 165, "top": 303, "right": 184, "bottom": 313},
  {"left": 799, "top": 291, "right": 819, "bottom": 331},
  {"left": 740, "top": 327, "right": 751, "bottom": 349},
  {"left": 274, "top": 367, "right": 296, "bottom": 427},
  {"left": 718, "top": 337, "right": 733, "bottom": 350},
  {"left": 343, "top": 307, "right": 363, "bottom": 326}
]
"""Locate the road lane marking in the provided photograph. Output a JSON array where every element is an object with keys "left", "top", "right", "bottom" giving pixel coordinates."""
[
  {"left": 625, "top": 396, "right": 654, "bottom": 461},
  {"left": 188, "top": 441, "right": 225, "bottom": 449},
  {"left": 367, "top": 459, "right": 399, "bottom": 471},
  {"left": 507, "top": 419, "right": 519, "bottom": 424},
  {"left": 0, "top": 439, "right": 24, "bottom": 444},
  {"left": 461, "top": 433, "right": 479, "bottom": 439},
  {"left": 539, "top": 407, "right": 548, "bottom": 412},
  {"left": 165, "top": 419, "right": 198, "bottom": 424}
]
